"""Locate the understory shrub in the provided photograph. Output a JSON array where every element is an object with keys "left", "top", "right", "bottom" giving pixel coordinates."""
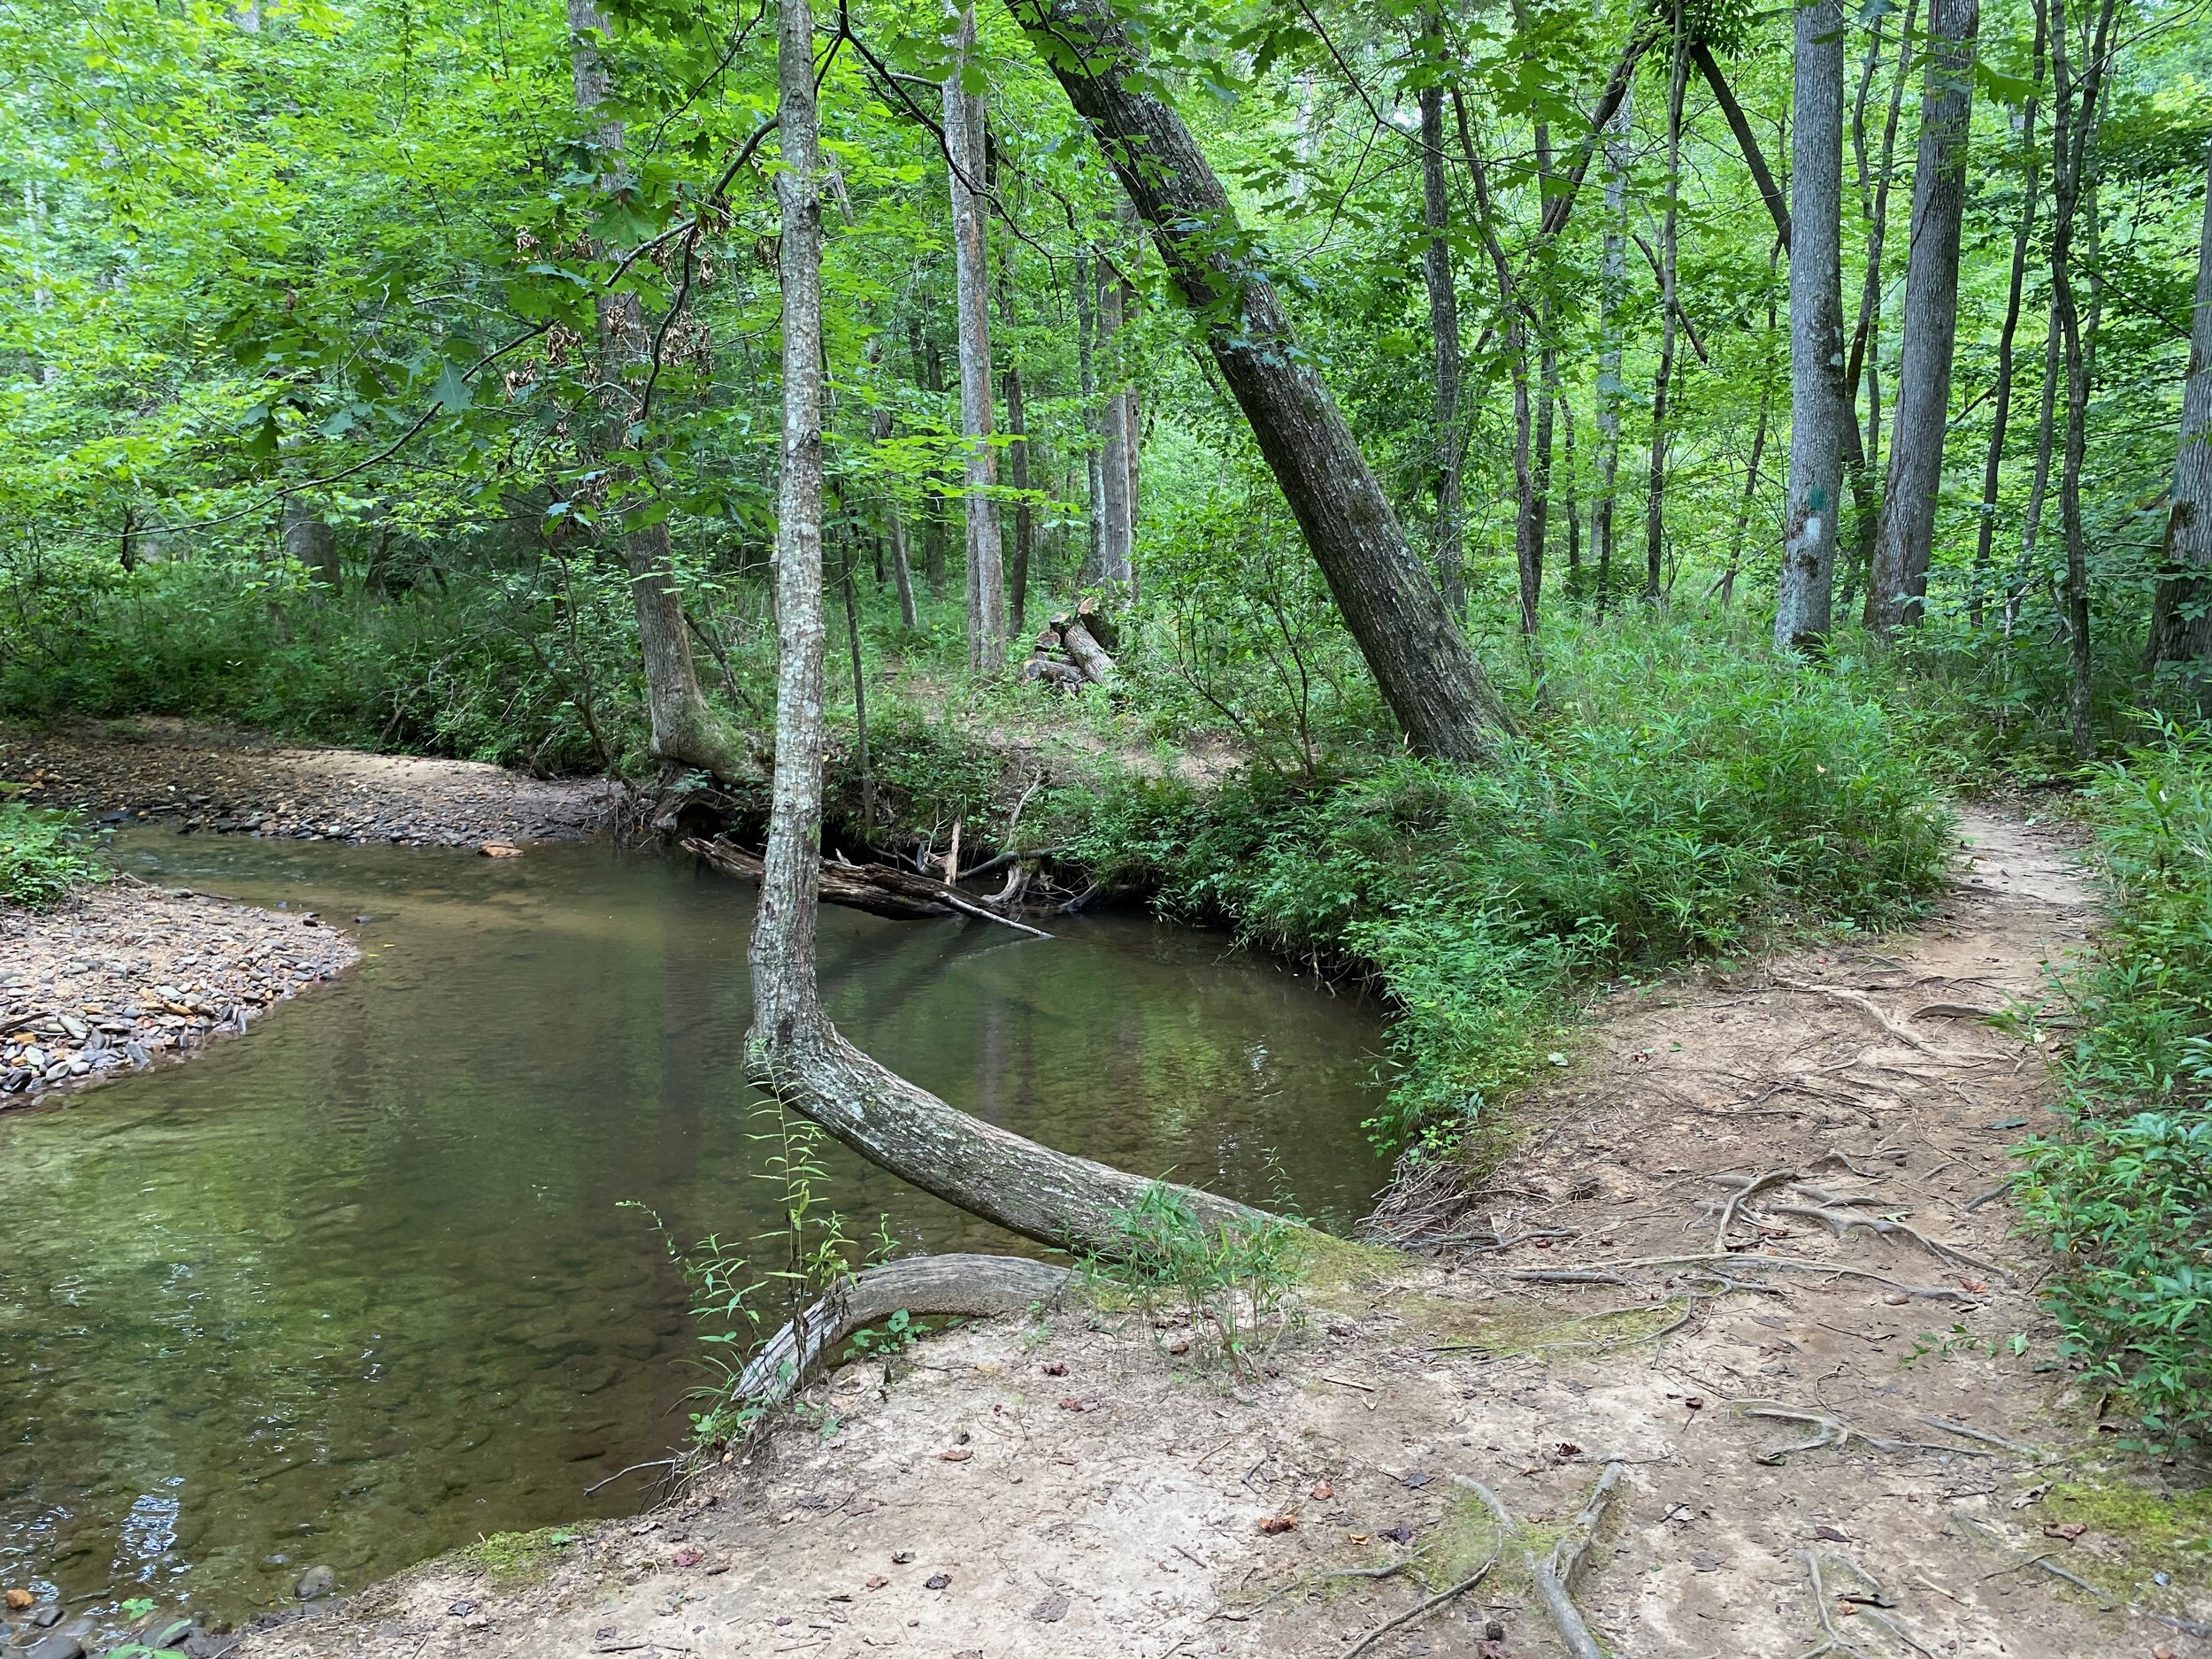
[
  {"left": 0, "top": 803, "right": 107, "bottom": 908},
  {"left": 1043, "top": 614, "right": 1954, "bottom": 1151},
  {"left": 2016, "top": 721, "right": 2212, "bottom": 1442}
]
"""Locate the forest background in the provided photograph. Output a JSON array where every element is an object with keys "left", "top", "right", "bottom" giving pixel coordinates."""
[{"left": 1, "top": 0, "right": 2208, "bottom": 1436}]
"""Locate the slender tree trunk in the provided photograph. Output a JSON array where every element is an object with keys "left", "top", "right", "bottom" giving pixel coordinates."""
[
  {"left": 1970, "top": 9, "right": 2047, "bottom": 626},
  {"left": 1075, "top": 249, "right": 1102, "bottom": 585},
  {"left": 866, "top": 335, "right": 921, "bottom": 629},
  {"left": 1418, "top": 47, "right": 1466, "bottom": 617},
  {"left": 1867, "top": 0, "right": 1978, "bottom": 635},
  {"left": 1694, "top": 42, "right": 1791, "bottom": 248},
  {"left": 1007, "top": 0, "right": 1514, "bottom": 759},
  {"left": 1594, "top": 73, "right": 1632, "bottom": 616},
  {"left": 748, "top": 0, "right": 1265, "bottom": 1256},
  {"left": 1094, "top": 250, "right": 1133, "bottom": 592},
  {"left": 1642, "top": 17, "right": 1687, "bottom": 605},
  {"left": 2049, "top": 0, "right": 2120, "bottom": 757},
  {"left": 567, "top": 0, "right": 749, "bottom": 780},
  {"left": 1534, "top": 323, "right": 1559, "bottom": 608},
  {"left": 1560, "top": 388, "right": 1582, "bottom": 590},
  {"left": 943, "top": 4, "right": 1007, "bottom": 669},
  {"left": 995, "top": 275, "right": 1034, "bottom": 637},
  {"left": 2007, "top": 306, "right": 2064, "bottom": 635},
  {"left": 2147, "top": 136, "right": 2212, "bottom": 682},
  {"left": 918, "top": 330, "right": 949, "bottom": 596},
  {"left": 281, "top": 495, "right": 340, "bottom": 590}
]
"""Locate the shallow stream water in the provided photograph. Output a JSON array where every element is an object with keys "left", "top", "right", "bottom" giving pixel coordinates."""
[{"left": 0, "top": 832, "right": 1386, "bottom": 1624}]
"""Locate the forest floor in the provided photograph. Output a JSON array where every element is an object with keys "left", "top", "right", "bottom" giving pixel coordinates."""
[{"left": 233, "top": 805, "right": 2212, "bottom": 1659}]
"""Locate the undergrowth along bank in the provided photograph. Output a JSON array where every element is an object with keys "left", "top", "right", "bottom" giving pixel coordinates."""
[
  {"left": 0, "top": 802, "right": 107, "bottom": 909},
  {"left": 984, "top": 619, "right": 1960, "bottom": 1154},
  {"left": 2016, "top": 720, "right": 2212, "bottom": 1444}
]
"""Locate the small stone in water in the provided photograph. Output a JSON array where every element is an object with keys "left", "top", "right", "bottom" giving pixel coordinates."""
[{"left": 295, "top": 1565, "right": 336, "bottom": 1601}]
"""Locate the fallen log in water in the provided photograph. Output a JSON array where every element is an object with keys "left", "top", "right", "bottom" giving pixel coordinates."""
[{"left": 682, "top": 836, "right": 1052, "bottom": 937}]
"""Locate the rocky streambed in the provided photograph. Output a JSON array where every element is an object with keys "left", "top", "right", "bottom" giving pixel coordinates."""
[{"left": 0, "top": 885, "right": 356, "bottom": 1103}]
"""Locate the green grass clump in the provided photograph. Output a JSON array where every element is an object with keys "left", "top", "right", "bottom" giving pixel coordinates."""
[
  {"left": 0, "top": 803, "right": 108, "bottom": 908},
  {"left": 2016, "top": 719, "right": 2212, "bottom": 1443},
  {"left": 1047, "top": 614, "right": 1954, "bottom": 1152},
  {"left": 458, "top": 1525, "right": 583, "bottom": 1581}
]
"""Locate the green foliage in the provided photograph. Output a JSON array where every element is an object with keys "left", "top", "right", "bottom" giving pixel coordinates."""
[
  {"left": 1048, "top": 613, "right": 1952, "bottom": 1151},
  {"left": 0, "top": 802, "right": 108, "bottom": 909},
  {"left": 2016, "top": 721, "right": 2212, "bottom": 1443},
  {"left": 458, "top": 1526, "right": 582, "bottom": 1582},
  {"left": 1083, "top": 1184, "right": 1307, "bottom": 1372}
]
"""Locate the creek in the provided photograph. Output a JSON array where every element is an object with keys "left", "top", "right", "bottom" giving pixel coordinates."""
[{"left": 0, "top": 831, "right": 1386, "bottom": 1624}]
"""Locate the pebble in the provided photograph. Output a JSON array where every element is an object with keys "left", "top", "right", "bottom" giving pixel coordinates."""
[
  {"left": 295, "top": 1566, "right": 336, "bottom": 1601},
  {"left": 23, "top": 1634, "right": 82, "bottom": 1659}
]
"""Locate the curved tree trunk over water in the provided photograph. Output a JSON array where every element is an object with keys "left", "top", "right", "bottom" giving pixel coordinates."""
[
  {"left": 1004, "top": 0, "right": 1512, "bottom": 762},
  {"left": 1868, "top": 0, "right": 1978, "bottom": 635},
  {"left": 568, "top": 0, "right": 752, "bottom": 782},
  {"left": 1776, "top": 0, "right": 1847, "bottom": 652},
  {"left": 2147, "top": 137, "right": 2212, "bottom": 685},
  {"left": 749, "top": 0, "right": 1275, "bottom": 1261}
]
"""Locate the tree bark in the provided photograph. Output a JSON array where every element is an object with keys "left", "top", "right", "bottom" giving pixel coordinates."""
[
  {"left": 1005, "top": 0, "right": 1513, "bottom": 761},
  {"left": 1094, "top": 250, "right": 1133, "bottom": 592},
  {"left": 1866, "top": 0, "right": 1978, "bottom": 635},
  {"left": 915, "top": 326, "right": 950, "bottom": 597},
  {"left": 1417, "top": 50, "right": 1466, "bottom": 618},
  {"left": 997, "top": 284, "right": 1034, "bottom": 638},
  {"left": 568, "top": 0, "right": 753, "bottom": 782},
  {"left": 1776, "top": 0, "right": 1849, "bottom": 651},
  {"left": 867, "top": 338, "right": 922, "bottom": 630},
  {"left": 1642, "top": 19, "right": 1688, "bottom": 605},
  {"left": 1075, "top": 249, "right": 1103, "bottom": 584},
  {"left": 1593, "top": 73, "right": 1632, "bottom": 615},
  {"left": 944, "top": 5, "right": 1008, "bottom": 670},
  {"left": 1559, "top": 388, "right": 1582, "bottom": 590},
  {"left": 2147, "top": 136, "right": 2212, "bottom": 680},
  {"left": 281, "top": 495, "right": 340, "bottom": 590},
  {"left": 2049, "top": 0, "right": 2119, "bottom": 757},
  {"left": 1970, "top": 10, "right": 2047, "bottom": 626}
]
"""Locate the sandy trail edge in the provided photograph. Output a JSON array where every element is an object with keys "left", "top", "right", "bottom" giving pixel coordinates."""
[{"left": 239, "top": 806, "right": 2208, "bottom": 1659}]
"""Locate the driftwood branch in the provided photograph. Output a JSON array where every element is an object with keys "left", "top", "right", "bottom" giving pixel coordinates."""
[{"left": 686, "top": 837, "right": 1053, "bottom": 937}]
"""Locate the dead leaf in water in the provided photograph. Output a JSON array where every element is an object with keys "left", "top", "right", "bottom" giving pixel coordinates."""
[{"left": 479, "top": 842, "right": 522, "bottom": 857}]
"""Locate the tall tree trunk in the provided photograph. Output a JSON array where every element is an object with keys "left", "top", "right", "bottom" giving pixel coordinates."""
[
  {"left": 1075, "top": 249, "right": 1103, "bottom": 585},
  {"left": 1006, "top": 0, "right": 1513, "bottom": 759},
  {"left": 943, "top": 4, "right": 1007, "bottom": 669},
  {"left": 748, "top": 0, "right": 1263, "bottom": 1256},
  {"left": 2007, "top": 305, "right": 2064, "bottom": 635},
  {"left": 2049, "top": 0, "right": 2120, "bottom": 757},
  {"left": 1970, "top": 8, "right": 2047, "bottom": 626},
  {"left": 567, "top": 0, "right": 750, "bottom": 780},
  {"left": 995, "top": 273, "right": 1034, "bottom": 637},
  {"left": 1642, "top": 16, "right": 1687, "bottom": 605},
  {"left": 1844, "top": 0, "right": 1919, "bottom": 620},
  {"left": 1694, "top": 42, "right": 1791, "bottom": 248},
  {"left": 1867, "top": 0, "right": 1979, "bottom": 635},
  {"left": 918, "top": 329, "right": 949, "bottom": 596},
  {"left": 1593, "top": 73, "right": 1632, "bottom": 616},
  {"left": 1417, "top": 47, "right": 1466, "bottom": 617},
  {"left": 2147, "top": 137, "right": 2212, "bottom": 682},
  {"left": 1560, "top": 385, "right": 1582, "bottom": 591},
  {"left": 1094, "top": 249, "right": 1133, "bottom": 592},
  {"left": 866, "top": 337, "right": 922, "bottom": 630}
]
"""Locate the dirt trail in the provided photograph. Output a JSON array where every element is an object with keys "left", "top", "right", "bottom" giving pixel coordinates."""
[{"left": 242, "top": 808, "right": 2209, "bottom": 1659}]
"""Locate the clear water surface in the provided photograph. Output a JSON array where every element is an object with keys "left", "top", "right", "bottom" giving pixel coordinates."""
[{"left": 0, "top": 831, "right": 1386, "bottom": 1621}]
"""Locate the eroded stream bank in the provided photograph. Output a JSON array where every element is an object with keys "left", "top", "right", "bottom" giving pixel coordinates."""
[
  {"left": 0, "top": 828, "right": 1387, "bottom": 1651},
  {"left": 237, "top": 807, "right": 2211, "bottom": 1659}
]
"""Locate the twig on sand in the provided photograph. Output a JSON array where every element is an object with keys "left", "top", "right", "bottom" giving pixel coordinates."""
[{"left": 1793, "top": 1549, "right": 1935, "bottom": 1659}]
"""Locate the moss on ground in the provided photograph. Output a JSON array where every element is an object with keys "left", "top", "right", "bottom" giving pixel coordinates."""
[
  {"left": 458, "top": 1525, "right": 585, "bottom": 1582},
  {"left": 2046, "top": 1474, "right": 2212, "bottom": 1590}
]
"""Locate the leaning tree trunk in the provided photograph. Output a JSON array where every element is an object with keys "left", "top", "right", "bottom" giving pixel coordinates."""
[
  {"left": 750, "top": 0, "right": 1273, "bottom": 1259},
  {"left": 1005, "top": 0, "right": 1513, "bottom": 761},
  {"left": 1775, "top": 0, "right": 1849, "bottom": 652},
  {"left": 1970, "top": 11, "right": 2047, "bottom": 626},
  {"left": 1867, "top": 0, "right": 1979, "bottom": 635},
  {"left": 943, "top": 4, "right": 1008, "bottom": 669},
  {"left": 568, "top": 0, "right": 752, "bottom": 782},
  {"left": 2146, "top": 136, "right": 2212, "bottom": 682},
  {"left": 1417, "top": 58, "right": 1466, "bottom": 617}
]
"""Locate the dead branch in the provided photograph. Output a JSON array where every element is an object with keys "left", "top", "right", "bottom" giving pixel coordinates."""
[
  {"left": 1340, "top": 1558, "right": 1497, "bottom": 1659},
  {"left": 1909, "top": 1002, "right": 2004, "bottom": 1021},
  {"left": 687, "top": 837, "right": 1053, "bottom": 937}
]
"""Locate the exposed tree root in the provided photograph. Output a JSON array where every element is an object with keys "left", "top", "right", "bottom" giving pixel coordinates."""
[
  {"left": 1769, "top": 978, "right": 1965, "bottom": 1059},
  {"left": 1765, "top": 1203, "right": 2013, "bottom": 1281},
  {"left": 735, "top": 1254, "right": 1073, "bottom": 1405},
  {"left": 1441, "top": 1463, "right": 1626, "bottom": 1659},
  {"left": 1732, "top": 1401, "right": 1978, "bottom": 1466},
  {"left": 1340, "top": 1558, "right": 1497, "bottom": 1659}
]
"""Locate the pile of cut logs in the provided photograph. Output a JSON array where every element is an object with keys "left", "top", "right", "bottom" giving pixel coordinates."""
[{"left": 1018, "top": 597, "right": 1118, "bottom": 690}]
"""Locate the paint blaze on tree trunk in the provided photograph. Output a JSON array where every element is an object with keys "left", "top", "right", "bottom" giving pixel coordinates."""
[
  {"left": 943, "top": 3, "right": 1007, "bottom": 669},
  {"left": 2147, "top": 138, "right": 2212, "bottom": 683},
  {"left": 1868, "top": 0, "right": 1978, "bottom": 634},
  {"left": 567, "top": 0, "right": 749, "bottom": 781},
  {"left": 1006, "top": 0, "right": 1512, "bottom": 762},
  {"left": 1777, "top": 0, "right": 1849, "bottom": 652}
]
